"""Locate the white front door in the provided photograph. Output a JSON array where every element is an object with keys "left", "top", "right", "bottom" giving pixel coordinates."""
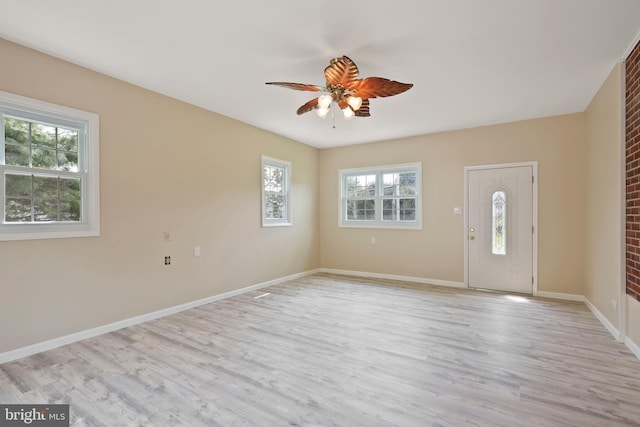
[{"left": 467, "top": 165, "right": 534, "bottom": 294}]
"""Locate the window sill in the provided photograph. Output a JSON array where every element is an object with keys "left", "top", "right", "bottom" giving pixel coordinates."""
[
  {"left": 0, "top": 225, "right": 100, "bottom": 241},
  {"left": 339, "top": 222, "right": 422, "bottom": 230},
  {"left": 262, "top": 222, "right": 292, "bottom": 228}
]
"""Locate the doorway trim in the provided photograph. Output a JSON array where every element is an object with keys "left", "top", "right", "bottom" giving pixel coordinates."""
[{"left": 464, "top": 161, "right": 539, "bottom": 295}]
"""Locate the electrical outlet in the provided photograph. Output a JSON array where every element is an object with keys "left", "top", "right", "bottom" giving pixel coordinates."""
[
  {"left": 164, "top": 256, "right": 171, "bottom": 265},
  {"left": 194, "top": 246, "right": 201, "bottom": 257}
]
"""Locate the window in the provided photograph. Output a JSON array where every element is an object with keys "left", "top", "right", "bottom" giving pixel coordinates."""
[
  {"left": 261, "top": 156, "right": 291, "bottom": 227},
  {"left": 492, "top": 190, "right": 506, "bottom": 255},
  {"left": 339, "top": 163, "right": 422, "bottom": 229},
  {"left": 0, "top": 91, "right": 100, "bottom": 241}
]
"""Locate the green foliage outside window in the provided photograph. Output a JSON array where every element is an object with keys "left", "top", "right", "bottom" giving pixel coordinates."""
[{"left": 3, "top": 117, "right": 82, "bottom": 222}]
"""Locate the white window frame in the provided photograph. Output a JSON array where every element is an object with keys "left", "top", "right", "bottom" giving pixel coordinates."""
[
  {"left": 261, "top": 155, "right": 291, "bottom": 227},
  {"left": 0, "top": 91, "right": 100, "bottom": 241},
  {"left": 339, "top": 162, "right": 422, "bottom": 230}
]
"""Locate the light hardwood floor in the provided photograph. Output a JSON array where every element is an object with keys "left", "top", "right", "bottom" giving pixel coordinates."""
[{"left": 1, "top": 273, "right": 640, "bottom": 426}]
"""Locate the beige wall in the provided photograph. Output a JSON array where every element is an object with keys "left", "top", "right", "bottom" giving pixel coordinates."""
[
  {"left": 584, "top": 64, "right": 623, "bottom": 330},
  {"left": 0, "top": 39, "right": 320, "bottom": 353},
  {"left": 319, "top": 114, "right": 587, "bottom": 293}
]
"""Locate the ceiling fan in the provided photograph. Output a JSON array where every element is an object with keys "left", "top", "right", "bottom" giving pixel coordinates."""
[{"left": 266, "top": 56, "right": 413, "bottom": 121}]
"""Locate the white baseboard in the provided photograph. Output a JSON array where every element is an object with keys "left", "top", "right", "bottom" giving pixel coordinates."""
[
  {"left": 538, "top": 293, "right": 625, "bottom": 345},
  {"left": 322, "top": 271, "right": 639, "bottom": 362},
  {"left": 0, "top": 269, "right": 320, "bottom": 365},
  {"left": 583, "top": 298, "right": 621, "bottom": 341},
  {"left": 625, "top": 336, "right": 640, "bottom": 360},
  {"left": 536, "top": 291, "right": 585, "bottom": 302},
  {"left": 6, "top": 268, "right": 638, "bottom": 365},
  {"left": 319, "top": 268, "right": 466, "bottom": 288}
]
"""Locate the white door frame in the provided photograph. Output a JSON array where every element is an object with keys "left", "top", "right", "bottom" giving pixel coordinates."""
[
  {"left": 617, "top": 60, "right": 627, "bottom": 343},
  {"left": 464, "top": 162, "right": 539, "bottom": 295}
]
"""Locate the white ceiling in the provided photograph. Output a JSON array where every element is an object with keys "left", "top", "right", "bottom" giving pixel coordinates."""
[{"left": 1, "top": 1, "right": 639, "bottom": 149}]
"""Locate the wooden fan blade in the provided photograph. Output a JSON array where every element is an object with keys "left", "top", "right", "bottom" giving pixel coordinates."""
[
  {"left": 324, "top": 56, "right": 359, "bottom": 87},
  {"left": 349, "top": 77, "right": 413, "bottom": 98},
  {"left": 265, "top": 82, "right": 323, "bottom": 92},
  {"left": 296, "top": 98, "right": 319, "bottom": 115},
  {"left": 354, "top": 99, "right": 370, "bottom": 117}
]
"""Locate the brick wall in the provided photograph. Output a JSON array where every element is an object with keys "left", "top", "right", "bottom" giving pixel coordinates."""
[{"left": 626, "top": 41, "right": 640, "bottom": 302}]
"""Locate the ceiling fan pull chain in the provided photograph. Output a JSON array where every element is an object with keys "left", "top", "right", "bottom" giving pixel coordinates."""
[{"left": 332, "top": 103, "right": 336, "bottom": 129}]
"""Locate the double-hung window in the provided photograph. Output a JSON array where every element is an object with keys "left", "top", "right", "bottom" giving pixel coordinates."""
[
  {"left": 339, "top": 162, "right": 422, "bottom": 229},
  {"left": 0, "top": 91, "right": 100, "bottom": 241},
  {"left": 261, "top": 156, "right": 291, "bottom": 227}
]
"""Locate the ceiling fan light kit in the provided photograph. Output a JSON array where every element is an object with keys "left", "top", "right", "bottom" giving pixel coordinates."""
[{"left": 266, "top": 56, "right": 413, "bottom": 123}]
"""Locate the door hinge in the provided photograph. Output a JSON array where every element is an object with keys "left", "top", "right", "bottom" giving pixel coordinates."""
[
  {"left": 532, "top": 175, "right": 534, "bottom": 184},
  {"left": 532, "top": 276, "right": 534, "bottom": 284},
  {"left": 532, "top": 226, "right": 534, "bottom": 234}
]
